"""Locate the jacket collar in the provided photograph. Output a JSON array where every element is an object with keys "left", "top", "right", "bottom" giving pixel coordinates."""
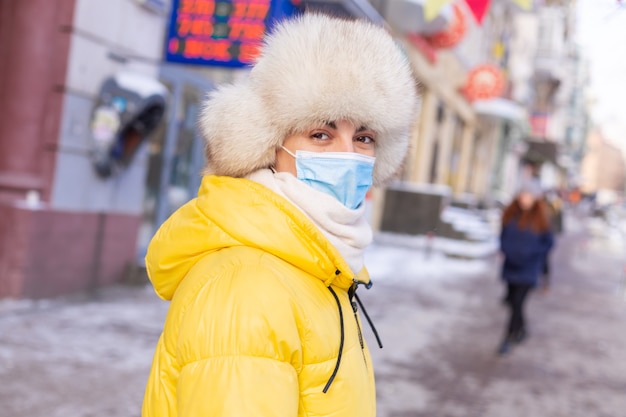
[{"left": 146, "top": 175, "right": 365, "bottom": 299}]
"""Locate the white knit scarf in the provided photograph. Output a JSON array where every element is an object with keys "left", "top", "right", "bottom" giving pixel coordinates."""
[{"left": 247, "top": 169, "right": 372, "bottom": 275}]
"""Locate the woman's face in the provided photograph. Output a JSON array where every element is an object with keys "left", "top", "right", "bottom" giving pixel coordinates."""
[
  {"left": 274, "top": 119, "right": 376, "bottom": 176},
  {"left": 518, "top": 191, "right": 536, "bottom": 211}
]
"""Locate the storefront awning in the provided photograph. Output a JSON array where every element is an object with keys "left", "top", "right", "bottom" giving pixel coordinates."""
[
  {"left": 305, "top": 0, "right": 385, "bottom": 24},
  {"left": 473, "top": 98, "right": 528, "bottom": 124},
  {"left": 386, "top": 0, "right": 453, "bottom": 34}
]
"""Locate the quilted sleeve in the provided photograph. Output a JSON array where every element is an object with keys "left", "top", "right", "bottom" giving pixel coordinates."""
[{"left": 174, "top": 262, "right": 304, "bottom": 416}]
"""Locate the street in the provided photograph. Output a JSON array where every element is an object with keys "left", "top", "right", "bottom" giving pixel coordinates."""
[
  {"left": 1, "top": 213, "right": 626, "bottom": 417},
  {"left": 368, "top": 213, "right": 626, "bottom": 417}
]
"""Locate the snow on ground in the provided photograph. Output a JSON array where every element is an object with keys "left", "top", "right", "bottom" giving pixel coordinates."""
[
  {"left": 365, "top": 242, "right": 493, "bottom": 286},
  {"left": 0, "top": 239, "right": 493, "bottom": 417},
  {"left": 581, "top": 214, "right": 626, "bottom": 257},
  {"left": 4, "top": 211, "right": 625, "bottom": 417},
  {"left": 0, "top": 285, "right": 166, "bottom": 368},
  {"left": 373, "top": 232, "right": 499, "bottom": 261},
  {"left": 369, "top": 213, "right": 626, "bottom": 417},
  {"left": 0, "top": 285, "right": 168, "bottom": 417}
]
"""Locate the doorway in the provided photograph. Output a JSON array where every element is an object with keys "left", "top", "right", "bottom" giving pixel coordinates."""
[{"left": 136, "top": 66, "right": 214, "bottom": 264}]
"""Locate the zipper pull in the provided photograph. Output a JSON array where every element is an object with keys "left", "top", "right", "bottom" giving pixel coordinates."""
[{"left": 350, "top": 281, "right": 358, "bottom": 311}]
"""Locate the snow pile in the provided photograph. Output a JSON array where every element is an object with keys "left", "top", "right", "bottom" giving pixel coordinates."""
[
  {"left": 442, "top": 206, "right": 499, "bottom": 240},
  {"left": 375, "top": 232, "right": 499, "bottom": 259},
  {"left": 365, "top": 242, "right": 493, "bottom": 286}
]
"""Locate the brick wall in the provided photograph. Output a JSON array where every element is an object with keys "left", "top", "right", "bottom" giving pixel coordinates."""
[{"left": 0, "top": 202, "right": 140, "bottom": 299}]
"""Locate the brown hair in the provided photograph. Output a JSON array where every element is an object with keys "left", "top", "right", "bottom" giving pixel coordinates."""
[{"left": 502, "top": 197, "right": 551, "bottom": 233}]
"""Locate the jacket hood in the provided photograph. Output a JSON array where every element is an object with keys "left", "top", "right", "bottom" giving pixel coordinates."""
[
  {"left": 199, "top": 13, "right": 420, "bottom": 186},
  {"left": 146, "top": 175, "right": 368, "bottom": 300}
]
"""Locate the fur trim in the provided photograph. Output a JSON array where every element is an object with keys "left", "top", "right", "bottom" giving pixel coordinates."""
[{"left": 200, "top": 13, "right": 420, "bottom": 185}]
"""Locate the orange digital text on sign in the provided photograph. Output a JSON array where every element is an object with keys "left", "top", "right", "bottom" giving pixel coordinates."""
[
  {"left": 171, "top": 0, "right": 271, "bottom": 64},
  {"left": 177, "top": 17, "right": 266, "bottom": 41},
  {"left": 179, "top": 0, "right": 271, "bottom": 20},
  {"left": 178, "top": 38, "right": 261, "bottom": 62}
]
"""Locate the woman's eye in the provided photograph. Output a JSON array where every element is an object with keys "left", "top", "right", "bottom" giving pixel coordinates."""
[
  {"left": 311, "top": 132, "right": 330, "bottom": 140},
  {"left": 356, "top": 135, "right": 375, "bottom": 144}
]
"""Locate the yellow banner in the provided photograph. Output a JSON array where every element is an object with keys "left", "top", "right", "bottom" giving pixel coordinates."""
[
  {"left": 424, "top": 0, "right": 455, "bottom": 21},
  {"left": 510, "top": 0, "right": 532, "bottom": 10}
]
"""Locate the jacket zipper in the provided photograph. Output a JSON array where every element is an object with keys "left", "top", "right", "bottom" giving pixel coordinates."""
[{"left": 350, "top": 281, "right": 368, "bottom": 367}]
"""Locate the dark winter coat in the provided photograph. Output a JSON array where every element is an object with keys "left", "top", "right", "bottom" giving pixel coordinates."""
[{"left": 500, "top": 220, "right": 554, "bottom": 286}]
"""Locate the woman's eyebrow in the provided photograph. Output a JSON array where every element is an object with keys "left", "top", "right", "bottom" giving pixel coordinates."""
[{"left": 322, "top": 122, "right": 370, "bottom": 132}]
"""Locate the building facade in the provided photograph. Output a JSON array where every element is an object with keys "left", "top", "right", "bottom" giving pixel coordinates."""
[
  {"left": 0, "top": 0, "right": 175, "bottom": 298},
  {"left": 0, "top": 0, "right": 390, "bottom": 298},
  {"left": 0, "top": 0, "right": 589, "bottom": 298},
  {"left": 371, "top": 0, "right": 588, "bottom": 240}
]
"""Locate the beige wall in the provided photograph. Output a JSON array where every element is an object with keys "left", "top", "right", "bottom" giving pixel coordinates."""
[
  {"left": 580, "top": 132, "right": 625, "bottom": 194},
  {"left": 399, "top": 38, "right": 477, "bottom": 194}
]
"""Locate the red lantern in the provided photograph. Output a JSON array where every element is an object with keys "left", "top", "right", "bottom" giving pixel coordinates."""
[
  {"left": 424, "top": 4, "right": 467, "bottom": 49},
  {"left": 462, "top": 64, "right": 505, "bottom": 101}
]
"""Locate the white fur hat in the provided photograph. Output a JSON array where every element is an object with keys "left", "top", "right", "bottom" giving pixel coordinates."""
[
  {"left": 199, "top": 13, "right": 419, "bottom": 185},
  {"left": 518, "top": 178, "right": 543, "bottom": 198}
]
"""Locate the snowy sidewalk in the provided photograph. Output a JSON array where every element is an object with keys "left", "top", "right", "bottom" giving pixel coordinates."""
[
  {"left": 0, "top": 286, "right": 168, "bottom": 417},
  {"left": 365, "top": 214, "right": 626, "bottom": 417},
  {"left": 2, "top": 213, "right": 626, "bottom": 417}
]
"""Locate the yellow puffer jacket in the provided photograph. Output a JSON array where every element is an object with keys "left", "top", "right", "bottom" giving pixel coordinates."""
[{"left": 143, "top": 175, "right": 376, "bottom": 417}]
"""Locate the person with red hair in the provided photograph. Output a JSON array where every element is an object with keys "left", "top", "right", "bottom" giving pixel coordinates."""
[{"left": 498, "top": 179, "right": 554, "bottom": 355}]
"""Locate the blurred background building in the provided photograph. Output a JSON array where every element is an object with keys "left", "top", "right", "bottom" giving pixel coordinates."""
[
  {"left": 0, "top": 0, "right": 612, "bottom": 299},
  {"left": 374, "top": 0, "right": 591, "bottom": 252}
]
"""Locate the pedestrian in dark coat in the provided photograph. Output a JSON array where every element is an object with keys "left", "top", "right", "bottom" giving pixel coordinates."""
[{"left": 498, "top": 180, "right": 554, "bottom": 355}]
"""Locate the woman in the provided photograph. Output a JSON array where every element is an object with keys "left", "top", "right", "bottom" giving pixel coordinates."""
[
  {"left": 498, "top": 180, "right": 554, "bottom": 355},
  {"left": 142, "top": 14, "right": 418, "bottom": 417}
]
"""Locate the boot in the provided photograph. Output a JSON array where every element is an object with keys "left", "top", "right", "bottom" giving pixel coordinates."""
[
  {"left": 497, "top": 337, "right": 512, "bottom": 356},
  {"left": 512, "top": 328, "right": 528, "bottom": 344}
]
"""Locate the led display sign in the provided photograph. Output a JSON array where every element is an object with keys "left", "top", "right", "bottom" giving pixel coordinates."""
[{"left": 165, "top": 0, "right": 296, "bottom": 67}]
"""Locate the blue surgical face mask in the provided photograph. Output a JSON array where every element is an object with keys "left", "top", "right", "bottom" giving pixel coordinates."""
[{"left": 282, "top": 147, "right": 375, "bottom": 210}]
